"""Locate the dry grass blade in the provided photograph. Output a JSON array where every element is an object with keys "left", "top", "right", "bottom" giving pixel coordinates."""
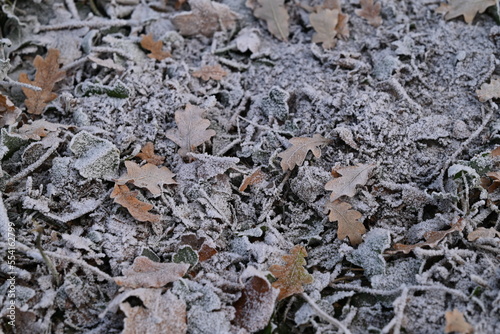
[
  {"left": 140, "top": 34, "right": 171, "bottom": 60},
  {"left": 278, "top": 134, "right": 331, "bottom": 171},
  {"left": 110, "top": 184, "right": 160, "bottom": 223},
  {"left": 324, "top": 200, "right": 366, "bottom": 245},
  {"left": 192, "top": 65, "right": 228, "bottom": 81}
]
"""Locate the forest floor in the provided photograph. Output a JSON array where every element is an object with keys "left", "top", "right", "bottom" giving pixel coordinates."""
[{"left": 1, "top": 0, "right": 500, "bottom": 333}]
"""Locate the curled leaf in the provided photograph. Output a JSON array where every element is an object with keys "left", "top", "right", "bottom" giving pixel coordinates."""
[
  {"left": 110, "top": 184, "right": 160, "bottom": 223},
  {"left": 136, "top": 142, "right": 166, "bottom": 166}
]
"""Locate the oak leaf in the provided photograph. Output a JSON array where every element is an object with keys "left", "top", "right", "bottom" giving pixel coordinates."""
[
  {"left": 355, "top": 0, "right": 383, "bottom": 27},
  {"left": 166, "top": 104, "right": 216, "bottom": 157},
  {"left": 436, "top": 0, "right": 495, "bottom": 24},
  {"left": 136, "top": 142, "right": 165, "bottom": 166},
  {"left": 249, "top": 0, "right": 290, "bottom": 42},
  {"left": 19, "top": 49, "right": 66, "bottom": 115},
  {"left": 172, "top": 0, "right": 239, "bottom": 37},
  {"left": 324, "top": 200, "right": 366, "bottom": 245},
  {"left": 323, "top": 0, "right": 350, "bottom": 39},
  {"left": 444, "top": 309, "right": 474, "bottom": 334},
  {"left": 110, "top": 184, "right": 161, "bottom": 223},
  {"left": 114, "top": 256, "right": 189, "bottom": 288},
  {"left": 0, "top": 94, "right": 21, "bottom": 127},
  {"left": 491, "top": 146, "right": 500, "bottom": 157},
  {"left": 277, "top": 134, "right": 331, "bottom": 171},
  {"left": 325, "top": 164, "right": 376, "bottom": 201},
  {"left": 140, "top": 34, "right": 171, "bottom": 60},
  {"left": 239, "top": 168, "right": 266, "bottom": 191},
  {"left": 269, "top": 245, "right": 314, "bottom": 300},
  {"left": 467, "top": 227, "right": 500, "bottom": 241},
  {"left": 15, "top": 119, "right": 71, "bottom": 140},
  {"left": 192, "top": 64, "right": 228, "bottom": 81},
  {"left": 310, "top": 9, "right": 339, "bottom": 49},
  {"left": 116, "top": 161, "right": 176, "bottom": 197},
  {"left": 476, "top": 78, "right": 500, "bottom": 102}
]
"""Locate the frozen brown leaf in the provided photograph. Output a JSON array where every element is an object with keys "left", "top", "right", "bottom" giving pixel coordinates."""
[
  {"left": 198, "top": 243, "right": 217, "bottom": 262},
  {"left": 324, "top": 200, "right": 366, "bottom": 245},
  {"left": 325, "top": 164, "right": 375, "bottom": 201},
  {"left": 239, "top": 168, "right": 266, "bottom": 191},
  {"left": 277, "top": 134, "right": 331, "bottom": 171},
  {"left": 484, "top": 171, "right": 500, "bottom": 192},
  {"left": 110, "top": 184, "right": 161, "bottom": 223},
  {"left": 322, "top": 0, "right": 350, "bottom": 39},
  {"left": 310, "top": 9, "right": 339, "bottom": 49},
  {"left": 15, "top": 119, "right": 71, "bottom": 140},
  {"left": 269, "top": 245, "right": 314, "bottom": 301},
  {"left": 249, "top": 0, "right": 290, "bottom": 42},
  {"left": 444, "top": 309, "right": 474, "bottom": 334},
  {"left": 355, "top": 0, "right": 382, "bottom": 27},
  {"left": 436, "top": 0, "right": 495, "bottom": 24},
  {"left": 165, "top": 103, "right": 216, "bottom": 157},
  {"left": 172, "top": 0, "right": 239, "bottom": 37},
  {"left": 121, "top": 289, "right": 187, "bottom": 334},
  {"left": 491, "top": 146, "right": 500, "bottom": 157},
  {"left": 0, "top": 94, "right": 21, "bottom": 127},
  {"left": 136, "top": 142, "right": 166, "bottom": 165},
  {"left": 476, "top": 78, "right": 500, "bottom": 102},
  {"left": 114, "top": 256, "right": 189, "bottom": 288},
  {"left": 115, "top": 161, "right": 176, "bottom": 197},
  {"left": 19, "top": 49, "right": 66, "bottom": 115},
  {"left": 192, "top": 64, "right": 228, "bottom": 81},
  {"left": 140, "top": 34, "right": 171, "bottom": 60},
  {"left": 467, "top": 227, "right": 500, "bottom": 241}
]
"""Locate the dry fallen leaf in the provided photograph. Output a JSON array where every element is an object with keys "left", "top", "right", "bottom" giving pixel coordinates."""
[
  {"left": 110, "top": 184, "right": 161, "bottom": 223},
  {"left": 198, "top": 243, "right": 217, "bottom": 262},
  {"left": 476, "top": 79, "right": 500, "bottom": 102},
  {"left": 491, "top": 146, "right": 500, "bottom": 157},
  {"left": 249, "top": 0, "right": 290, "bottom": 42},
  {"left": 166, "top": 103, "right": 216, "bottom": 157},
  {"left": 277, "top": 134, "right": 331, "bottom": 171},
  {"left": 114, "top": 256, "right": 189, "bottom": 288},
  {"left": 239, "top": 168, "right": 266, "bottom": 191},
  {"left": 136, "top": 142, "right": 166, "bottom": 166},
  {"left": 140, "top": 34, "right": 171, "bottom": 60},
  {"left": 115, "top": 161, "right": 176, "bottom": 197},
  {"left": 444, "top": 309, "right": 474, "bottom": 334},
  {"left": 0, "top": 93, "right": 21, "bottom": 127},
  {"left": 15, "top": 119, "right": 71, "bottom": 140},
  {"left": 269, "top": 245, "right": 314, "bottom": 301},
  {"left": 467, "top": 227, "right": 500, "bottom": 241},
  {"left": 436, "top": 0, "right": 495, "bottom": 24},
  {"left": 324, "top": 200, "right": 366, "bottom": 245},
  {"left": 484, "top": 171, "right": 500, "bottom": 192},
  {"left": 172, "top": 0, "right": 239, "bottom": 37},
  {"left": 310, "top": 9, "right": 339, "bottom": 49},
  {"left": 19, "top": 49, "right": 66, "bottom": 115},
  {"left": 325, "top": 164, "right": 375, "bottom": 201},
  {"left": 323, "top": 0, "right": 350, "bottom": 39},
  {"left": 192, "top": 64, "right": 228, "bottom": 81},
  {"left": 355, "top": 0, "right": 383, "bottom": 27}
]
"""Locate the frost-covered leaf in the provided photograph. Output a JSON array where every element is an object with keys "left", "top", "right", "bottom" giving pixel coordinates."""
[
  {"left": 140, "top": 34, "right": 171, "bottom": 60},
  {"left": 444, "top": 309, "right": 474, "bottom": 334},
  {"left": 114, "top": 256, "right": 189, "bottom": 288},
  {"left": 467, "top": 227, "right": 500, "bottom": 241},
  {"left": 136, "top": 142, "right": 165, "bottom": 166},
  {"left": 476, "top": 78, "right": 500, "bottom": 102},
  {"left": 87, "top": 55, "right": 125, "bottom": 72},
  {"left": 325, "top": 164, "right": 375, "bottom": 201},
  {"left": 310, "top": 9, "right": 339, "bottom": 49},
  {"left": 347, "top": 228, "right": 390, "bottom": 278},
  {"left": 173, "top": 245, "right": 199, "bottom": 266},
  {"left": 198, "top": 243, "right": 217, "bottom": 262},
  {"left": 14, "top": 119, "right": 70, "bottom": 141},
  {"left": 172, "top": 0, "right": 239, "bottom": 37},
  {"left": 269, "top": 245, "right": 314, "bottom": 300},
  {"left": 239, "top": 168, "right": 266, "bottom": 191},
  {"left": 192, "top": 64, "right": 227, "bottom": 81},
  {"left": 249, "top": 0, "right": 290, "bottom": 42},
  {"left": 115, "top": 161, "right": 176, "bottom": 197},
  {"left": 323, "top": 0, "right": 350, "bottom": 39},
  {"left": 277, "top": 134, "right": 331, "bottom": 171},
  {"left": 110, "top": 184, "right": 161, "bottom": 223},
  {"left": 166, "top": 104, "right": 216, "bottom": 157},
  {"left": 120, "top": 289, "right": 187, "bottom": 334},
  {"left": 325, "top": 200, "right": 366, "bottom": 245},
  {"left": 355, "top": 0, "right": 382, "bottom": 27},
  {"left": 19, "top": 48, "right": 66, "bottom": 115},
  {"left": 436, "top": 0, "right": 495, "bottom": 24},
  {"left": 235, "top": 28, "right": 261, "bottom": 53},
  {"left": 0, "top": 93, "right": 21, "bottom": 127},
  {"left": 188, "top": 152, "right": 240, "bottom": 179}
]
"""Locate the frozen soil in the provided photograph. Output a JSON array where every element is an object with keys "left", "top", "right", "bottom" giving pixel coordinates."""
[{"left": 1, "top": 0, "right": 500, "bottom": 333}]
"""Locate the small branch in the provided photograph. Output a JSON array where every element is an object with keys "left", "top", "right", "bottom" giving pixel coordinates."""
[
  {"left": 381, "top": 286, "right": 409, "bottom": 334},
  {"left": 300, "top": 293, "right": 352, "bottom": 334},
  {"left": 35, "top": 227, "right": 61, "bottom": 285},
  {"left": 36, "top": 19, "right": 137, "bottom": 32},
  {"left": 0, "top": 77, "right": 42, "bottom": 91},
  {"left": 64, "top": 0, "right": 80, "bottom": 20},
  {"left": 0, "top": 192, "right": 10, "bottom": 242}
]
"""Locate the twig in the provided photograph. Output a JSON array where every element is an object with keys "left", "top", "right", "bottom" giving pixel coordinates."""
[
  {"left": 238, "top": 116, "right": 293, "bottom": 135},
  {"left": 0, "top": 192, "right": 10, "bottom": 241},
  {"left": 300, "top": 293, "right": 352, "bottom": 334},
  {"left": 64, "top": 0, "right": 80, "bottom": 20},
  {"left": 0, "top": 77, "right": 42, "bottom": 91},
  {"left": 215, "top": 138, "right": 242, "bottom": 156},
  {"left": 35, "top": 227, "right": 61, "bottom": 285},
  {"left": 36, "top": 19, "right": 137, "bottom": 32},
  {"left": 91, "top": 46, "right": 134, "bottom": 60},
  {"left": 381, "top": 286, "right": 409, "bottom": 334}
]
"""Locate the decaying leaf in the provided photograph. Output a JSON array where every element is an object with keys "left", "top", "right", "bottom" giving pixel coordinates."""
[
  {"left": 277, "top": 134, "right": 331, "bottom": 171},
  {"left": 324, "top": 199, "right": 366, "bottom": 245},
  {"left": 136, "top": 142, "right": 166, "bottom": 165},
  {"left": 269, "top": 245, "right": 314, "bottom": 301},
  {"left": 355, "top": 0, "right": 383, "bottom": 27},
  {"left": 172, "top": 0, "right": 239, "bottom": 37},
  {"left": 325, "top": 164, "right": 376, "bottom": 201},
  {"left": 140, "top": 34, "right": 171, "bottom": 60},
  {"left": 239, "top": 168, "right": 266, "bottom": 191},
  {"left": 436, "top": 0, "right": 495, "bottom": 24},
  {"left": 179, "top": 234, "right": 217, "bottom": 261},
  {"left": 114, "top": 256, "right": 189, "bottom": 288},
  {"left": 192, "top": 64, "right": 228, "bottom": 81},
  {"left": 166, "top": 104, "right": 216, "bottom": 157},
  {"left": 444, "top": 309, "right": 474, "bottom": 334},
  {"left": 110, "top": 184, "right": 161, "bottom": 223},
  {"left": 19, "top": 48, "right": 66, "bottom": 115},
  {"left": 198, "top": 243, "right": 217, "bottom": 262},
  {"left": 388, "top": 218, "right": 464, "bottom": 254},
  {"left": 491, "top": 146, "right": 500, "bottom": 157},
  {"left": 476, "top": 78, "right": 500, "bottom": 102},
  {"left": 0, "top": 94, "right": 21, "bottom": 127},
  {"left": 15, "top": 119, "right": 71, "bottom": 140},
  {"left": 115, "top": 161, "right": 176, "bottom": 197},
  {"left": 467, "top": 227, "right": 500, "bottom": 241},
  {"left": 249, "top": 0, "right": 290, "bottom": 42},
  {"left": 484, "top": 171, "right": 500, "bottom": 192},
  {"left": 310, "top": 9, "right": 339, "bottom": 49},
  {"left": 121, "top": 289, "right": 187, "bottom": 334}
]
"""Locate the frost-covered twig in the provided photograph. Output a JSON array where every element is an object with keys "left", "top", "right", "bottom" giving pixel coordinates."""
[
  {"left": 216, "top": 138, "right": 242, "bottom": 156},
  {"left": 238, "top": 116, "right": 294, "bottom": 135},
  {"left": 64, "top": 0, "right": 80, "bottom": 20},
  {"left": 0, "top": 192, "right": 10, "bottom": 241},
  {"left": 300, "top": 293, "right": 352, "bottom": 334},
  {"left": 91, "top": 46, "right": 134, "bottom": 60},
  {"left": 0, "top": 76, "right": 42, "bottom": 91},
  {"left": 36, "top": 19, "right": 137, "bottom": 32},
  {"left": 381, "top": 286, "right": 409, "bottom": 334}
]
